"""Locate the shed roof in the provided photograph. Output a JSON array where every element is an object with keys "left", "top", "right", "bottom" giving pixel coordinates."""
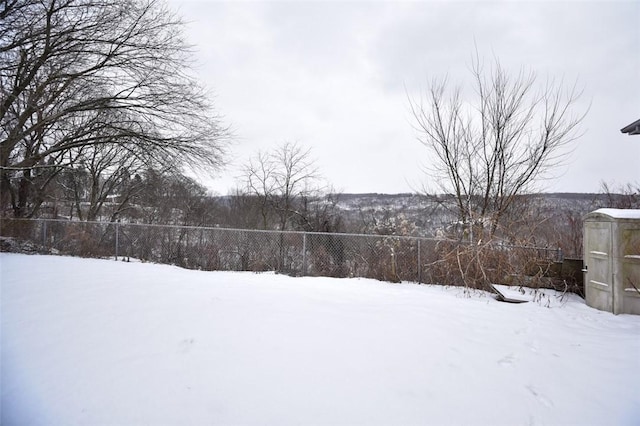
[
  {"left": 621, "top": 118, "right": 640, "bottom": 135},
  {"left": 586, "top": 208, "right": 640, "bottom": 220}
]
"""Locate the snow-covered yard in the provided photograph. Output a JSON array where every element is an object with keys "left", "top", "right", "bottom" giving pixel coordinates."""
[{"left": 1, "top": 253, "right": 639, "bottom": 425}]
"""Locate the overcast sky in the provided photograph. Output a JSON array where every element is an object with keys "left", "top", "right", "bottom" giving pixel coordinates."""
[{"left": 168, "top": 0, "right": 639, "bottom": 195}]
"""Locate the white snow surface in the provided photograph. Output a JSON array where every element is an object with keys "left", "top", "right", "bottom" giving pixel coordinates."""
[
  {"left": 588, "top": 208, "right": 640, "bottom": 220},
  {"left": 1, "top": 253, "right": 639, "bottom": 426}
]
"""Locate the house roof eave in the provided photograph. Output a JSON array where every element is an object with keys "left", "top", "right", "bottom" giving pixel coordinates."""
[{"left": 621, "top": 118, "right": 640, "bottom": 135}]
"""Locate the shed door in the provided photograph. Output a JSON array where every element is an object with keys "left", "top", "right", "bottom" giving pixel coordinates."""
[
  {"left": 618, "top": 224, "right": 640, "bottom": 314},
  {"left": 584, "top": 221, "right": 613, "bottom": 312}
]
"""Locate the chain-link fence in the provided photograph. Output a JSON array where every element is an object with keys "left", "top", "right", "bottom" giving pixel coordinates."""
[{"left": 0, "top": 218, "right": 563, "bottom": 286}]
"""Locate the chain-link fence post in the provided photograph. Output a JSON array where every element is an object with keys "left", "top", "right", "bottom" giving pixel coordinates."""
[
  {"left": 42, "top": 220, "right": 47, "bottom": 249},
  {"left": 115, "top": 222, "right": 119, "bottom": 261},
  {"left": 302, "top": 232, "right": 307, "bottom": 276},
  {"left": 417, "top": 239, "right": 421, "bottom": 283}
]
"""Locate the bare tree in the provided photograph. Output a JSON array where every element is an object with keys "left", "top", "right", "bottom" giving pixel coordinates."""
[
  {"left": 134, "top": 169, "right": 216, "bottom": 226},
  {"left": 244, "top": 150, "right": 278, "bottom": 229},
  {"left": 0, "top": 0, "right": 227, "bottom": 218},
  {"left": 294, "top": 191, "right": 343, "bottom": 233},
  {"left": 598, "top": 181, "right": 640, "bottom": 209},
  {"left": 409, "top": 55, "right": 585, "bottom": 241},
  {"left": 242, "top": 142, "right": 325, "bottom": 231},
  {"left": 64, "top": 143, "right": 146, "bottom": 221}
]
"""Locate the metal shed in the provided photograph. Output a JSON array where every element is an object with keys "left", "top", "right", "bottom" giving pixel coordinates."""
[{"left": 583, "top": 208, "right": 640, "bottom": 315}]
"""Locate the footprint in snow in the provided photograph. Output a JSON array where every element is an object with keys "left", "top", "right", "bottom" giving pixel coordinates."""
[
  {"left": 179, "top": 338, "right": 195, "bottom": 354},
  {"left": 526, "top": 385, "right": 554, "bottom": 408},
  {"left": 497, "top": 353, "right": 517, "bottom": 366}
]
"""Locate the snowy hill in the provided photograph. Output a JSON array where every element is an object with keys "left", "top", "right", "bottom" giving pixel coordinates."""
[{"left": 1, "top": 254, "right": 639, "bottom": 425}]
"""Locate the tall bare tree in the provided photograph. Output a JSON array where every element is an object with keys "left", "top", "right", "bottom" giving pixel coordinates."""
[
  {"left": 0, "top": 0, "right": 227, "bottom": 217},
  {"left": 243, "top": 142, "right": 325, "bottom": 231},
  {"left": 409, "top": 56, "right": 585, "bottom": 240}
]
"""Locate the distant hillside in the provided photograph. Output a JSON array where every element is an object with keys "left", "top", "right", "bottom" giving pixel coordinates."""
[
  {"left": 332, "top": 192, "right": 605, "bottom": 214},
  {"left": 312, "top": 192, "right": 614, "bottom": 243}
]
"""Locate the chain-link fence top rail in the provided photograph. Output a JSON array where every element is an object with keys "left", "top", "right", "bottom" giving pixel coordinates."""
[{"left": 0, "top": 218, "right": 563, "bottom": 288}]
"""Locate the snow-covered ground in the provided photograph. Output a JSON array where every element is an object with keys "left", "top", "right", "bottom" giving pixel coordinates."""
[{"left": 1, "top": 253, "right": 639, "bottom": 425}]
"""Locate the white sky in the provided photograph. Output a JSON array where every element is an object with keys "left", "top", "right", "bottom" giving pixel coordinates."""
[{"left": 169, "top": 0, "right": 640, "bottom": 195}]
